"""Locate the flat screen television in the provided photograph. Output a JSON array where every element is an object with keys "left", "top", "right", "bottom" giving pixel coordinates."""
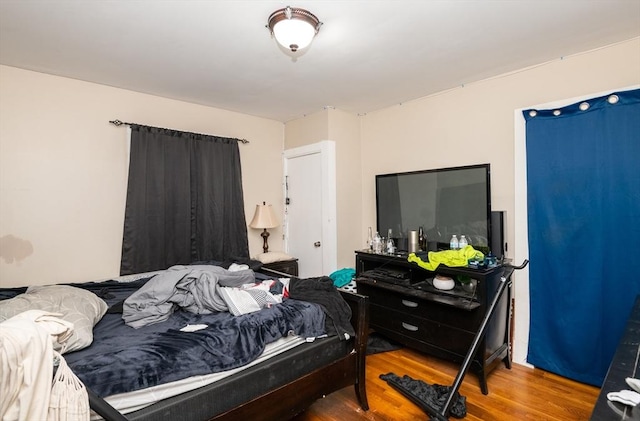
[{"left": 376, "top": 163, "right": 491, "bottom": 252}]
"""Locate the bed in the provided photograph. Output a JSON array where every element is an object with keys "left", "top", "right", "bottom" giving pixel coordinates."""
[{"left": 0, "top": 263, "right": 369, "bottom": 421}]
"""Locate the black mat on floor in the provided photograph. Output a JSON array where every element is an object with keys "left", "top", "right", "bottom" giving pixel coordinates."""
[
  {"left": 380, "top": 372, "right": 467, "bottom": 419},
  {"left": 366, "top": 332, "right": 402, "bottom": 355}
]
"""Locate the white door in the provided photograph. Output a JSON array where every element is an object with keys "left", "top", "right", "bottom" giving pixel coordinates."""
[
  {"left": 283, "top": 141, "right": 336, "bottom": 278},
  {"left": 286, "top": 153, "right": 323, "bottom": 277}
]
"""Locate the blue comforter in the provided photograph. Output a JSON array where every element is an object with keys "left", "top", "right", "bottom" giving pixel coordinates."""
[{"left": 63, "top": 278, "right": 326, "bottom": 397}]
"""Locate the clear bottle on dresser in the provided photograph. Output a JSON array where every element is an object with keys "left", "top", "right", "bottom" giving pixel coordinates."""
[
  {"left": 450, "top": 235, "right": 459, "bottom": 250},
  {"left": 459, "top": 235, "right": 468, "bottom": 248},
  {"left": 386, "top": 228, "right": 395, "bottom": 253},
  {"left": 373, "top": 232, "right": 382, "bottom": 253}
]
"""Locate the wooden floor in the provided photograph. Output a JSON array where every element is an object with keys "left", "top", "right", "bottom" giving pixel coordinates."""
[{"left": 293, "top": 347, "right": 600, "bottom": 420}]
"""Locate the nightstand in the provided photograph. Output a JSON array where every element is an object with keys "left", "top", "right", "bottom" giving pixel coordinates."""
[{"left": 262, "top": 259, "right": 299, "bottom": 277}]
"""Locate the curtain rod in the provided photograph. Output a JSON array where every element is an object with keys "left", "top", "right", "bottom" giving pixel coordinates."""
[{"left": 109, "top": 119, "right": 249, "bottom": 144}]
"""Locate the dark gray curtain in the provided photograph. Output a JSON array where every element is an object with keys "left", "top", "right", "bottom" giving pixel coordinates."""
[{"left": 120, "top": 125, "right": 249, "bottom": 275}]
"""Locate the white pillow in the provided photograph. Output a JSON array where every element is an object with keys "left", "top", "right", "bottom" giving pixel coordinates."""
[
  {"left": 0, "top": 285, "right": 108, "bottom": 353},
  {"left": 255, "top": 252, "right": 295, "bottom": 264}
]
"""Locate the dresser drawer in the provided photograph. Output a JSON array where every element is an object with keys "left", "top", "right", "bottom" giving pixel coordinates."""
[
  {"left": 369, "top": 303, "right": 476, "bottom": 357},
  {"left": 359, "top": 282, "right": 482, "bottom": 332}
]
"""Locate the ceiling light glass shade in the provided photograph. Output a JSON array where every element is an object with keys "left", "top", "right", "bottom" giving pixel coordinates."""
[{"left": 267, "top": 6, "right": 322, "bottom": 52}]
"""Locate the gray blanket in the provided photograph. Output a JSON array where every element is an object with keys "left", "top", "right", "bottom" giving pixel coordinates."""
[{"left": 123, "top": 265, "right": 255, "bottom": 328}]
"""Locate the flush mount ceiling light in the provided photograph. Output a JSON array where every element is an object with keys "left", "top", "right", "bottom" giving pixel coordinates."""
[{"left": 267, "top": 6, "right": 322, "bottom": 52}]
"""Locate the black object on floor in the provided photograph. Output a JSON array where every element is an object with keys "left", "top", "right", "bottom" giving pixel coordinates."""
[
  {"left": 380, "top": 373, "right": 466, "bottom": 419},
  {"left": 366, "top": 332, "right": 402, "bottom": 355}
]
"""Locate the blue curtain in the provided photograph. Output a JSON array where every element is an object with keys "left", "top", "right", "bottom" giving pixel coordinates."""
[{"left": 524, "top": 89, "right": 640, "bottom": 386}]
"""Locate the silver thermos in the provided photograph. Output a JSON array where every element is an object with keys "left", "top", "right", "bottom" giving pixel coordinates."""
[{"left": 408, "top": 230, "right": 419, "bottom": 253}]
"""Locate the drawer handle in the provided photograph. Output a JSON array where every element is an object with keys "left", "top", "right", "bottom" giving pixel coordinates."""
[
  {"left": 402, "top": 299, "right": 418, "bottom": 308},
  {"left": 402, "top": 322, "right": 419, "bottom": 332}
]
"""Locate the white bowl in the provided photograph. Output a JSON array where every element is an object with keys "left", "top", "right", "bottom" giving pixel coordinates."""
[{"left": 433, "top": 275, "right": 455, "bottom": 290}]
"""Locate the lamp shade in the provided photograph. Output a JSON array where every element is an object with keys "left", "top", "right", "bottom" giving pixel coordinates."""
[
  {"left": 249, "top": 203, "right": 279, "bottom": 229},
  {"left": 267, "top": 6, "right": 322, "bottom": 52}
]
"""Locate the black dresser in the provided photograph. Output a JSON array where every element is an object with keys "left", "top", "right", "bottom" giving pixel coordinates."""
[
  {"left": 590, "top": 295, "right": 640, "bottom": 420},
  {"left": 354, "top": 250, "right": 512, "bottom": 394}
]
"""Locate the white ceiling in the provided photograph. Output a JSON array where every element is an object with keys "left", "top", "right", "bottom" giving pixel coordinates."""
[{"left": 1, "top": 0, "right": 639, "bottom": 122}]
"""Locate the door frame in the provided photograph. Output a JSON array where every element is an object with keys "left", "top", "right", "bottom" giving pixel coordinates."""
[{"left": 283, "top": 140, "right": 337, "bottom": 275}]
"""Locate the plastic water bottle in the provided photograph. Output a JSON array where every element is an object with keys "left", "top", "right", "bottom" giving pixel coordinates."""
[
  {"left": 459, "top": 235, "right": 468, "bottom": 249},
  {"left": 450, "top": 235, "right": 459, "bottom": 250}
]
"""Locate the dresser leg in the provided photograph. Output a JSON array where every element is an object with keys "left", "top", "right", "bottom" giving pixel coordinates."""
[
  {"left": 503, "top": 352, "right": 512, "bottom": 369},
  {"left": 478, "top": 370, "right": 489, "bottom": 395}
]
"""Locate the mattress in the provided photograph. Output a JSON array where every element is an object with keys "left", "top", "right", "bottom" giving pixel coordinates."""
[
  {"left": 126, "top": 334, "right": 352, "bottom": 421},
  {"left": 97, "top": 334, "right": 308, "bottom": 416}
]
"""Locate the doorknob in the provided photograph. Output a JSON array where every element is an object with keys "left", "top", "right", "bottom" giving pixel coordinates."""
[{"left": 314, "top": 241, "right": 321, "bottom": 247}]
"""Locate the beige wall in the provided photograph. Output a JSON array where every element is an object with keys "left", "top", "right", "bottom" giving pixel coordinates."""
[
  {"left": 2, "top": 38, "right": 638, "bottom": 288},
  {"left": 283, "top": 38, "right": 640, "bottom": 274},
  {"left": 284, "top": 111, "right": 328, "bottom": 149},
  {"left": 360, "top": 38, "right": 640, "bottom": 261},
  {"left": 327, "top": 109, "right": 362, "bottom": 269},
  {"left": 360, "top": 38, "right": 640, "bottom": 365},
  {"left": 284, "top": 108, "right": 362, "bottom": 272},
  {"left": 0, "top": 65, "right": 284, "bottom": 287}
]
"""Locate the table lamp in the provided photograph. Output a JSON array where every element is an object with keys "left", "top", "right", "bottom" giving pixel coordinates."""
[{"left": 249, "top": 202, "right": 279, "bottom": 253}]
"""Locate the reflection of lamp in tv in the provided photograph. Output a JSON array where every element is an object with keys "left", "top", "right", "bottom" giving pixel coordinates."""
[{"left": 249, "top": 202, "right": 279, "bottom": 253}]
